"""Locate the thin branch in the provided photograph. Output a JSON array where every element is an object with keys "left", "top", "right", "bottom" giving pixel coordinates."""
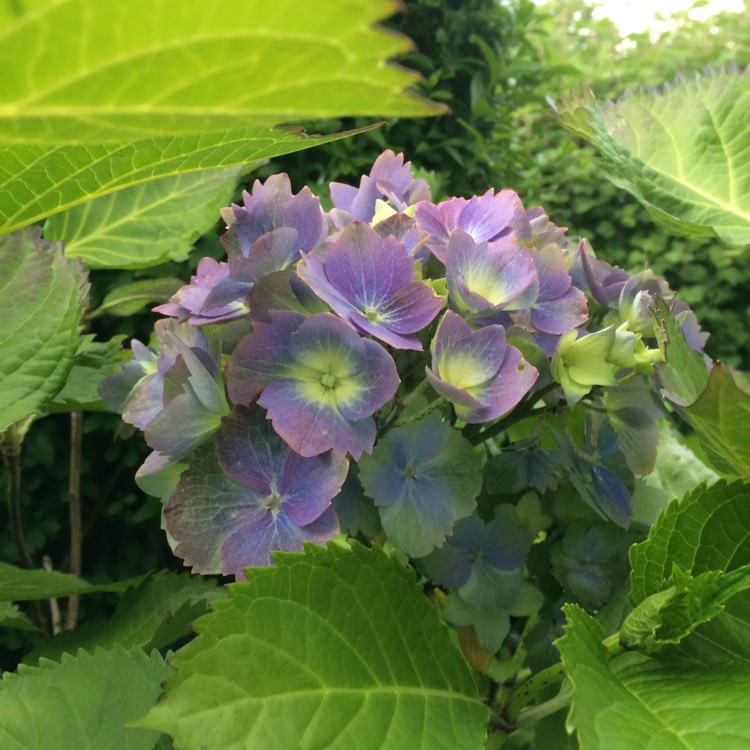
[
  {"left": 43, "top": 555, "right": 62, "bottom": 635},
  {"left": 65, "top": 411, "right": 83, "bottom": 630}
]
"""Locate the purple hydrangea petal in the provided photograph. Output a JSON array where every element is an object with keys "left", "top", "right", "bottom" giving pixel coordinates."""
[
  {"left": 223, "top": 174, "right": 324, "bottom": 257},
  {"left": 453, "top": 344, "right": 538, "bottom": 423},
  {"left": 414, "top": 198, "right": 467, "bottom": 262},
  {"left": 457, "top": 189, "right": 522, "bottom": 244},
  {"left": 226, "top": 310, "right": 305, "bottom": 404},
  {"left": 446, "top": 231, "right": 538, "bottom": 315},
  {"left": 258, "top": 379, "right": 377, "bottom": 459},
  {"left": 244, "top": 226, "right": 303, "bottom": 279},
  {"left": 216, "top": 405, "right": 289, "bottom": 492},
  {"left": 533, "top": 244, "right": 572, "bottom": 300},
  {"left": 530, "top": 286, "right": 589, "bottom": 335},
  {"left": 280, "top": 450, "right": 349, "bottom": 526},
  {"left": 330, "top": 150, "right": 430, "bottom": 223},
  {"left": 432, "top": 311, "right": 507, "bottom": 388},
  {"left": 425, "top": 368, "right": 485, "bottom": 408}
]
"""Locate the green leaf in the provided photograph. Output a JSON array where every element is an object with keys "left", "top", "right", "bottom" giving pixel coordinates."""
[
  {"left": 24, "top": 572, "right": 225, "bottom": 664},
  {"left": 44, "top": 167, "right": 242, "bottom": 269},
  {"left": 43, "top": 334, "right": 125, "bottom": 412},
  {"left": 621, "top": 564, "right": 750, "bottom": 651},
  {"left": 91, "top": 277, "right": 184, "bottom": 318},
  {"left": 0, "top": 0, "right": 441, "bottom": 144},
  {"left": 629, "top": 480, "right": 750, "bottom": 607},
  {"left": 139, "top": 542, "right": 488, "bottom": 750},
  {"left": 685, "top": 363, "right": 750, "bottom": 479},
  {"left": 0, "top": 602, "right": 37, "bottom": 632},
  {"left": 0, "top": 647, "right": 171, "bottom": 750},
  {"left": 557, "top": 67, "right": 750, "bottom": 251},
  {"left": 0, "top": 125, "right": 376, "bottom": 234},
  {"left": 650, "top": 297, "right": 709, "bottom": 407},
  {"left": 558, "top": 605, "right": 750, "bottom": 750},
  {"left": 0, "top": 227, "right": 87, "bottom": 431},
  {"left": 0, "top": 562, "right": 147, "bottom": 602}
]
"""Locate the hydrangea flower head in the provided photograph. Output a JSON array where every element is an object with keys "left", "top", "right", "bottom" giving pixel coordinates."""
[
  {"left": 297, "top": 221, "right": 443, "bottom": 350},
  {"left": 426, "top": 311, "right": 538, "bottom": 423}
]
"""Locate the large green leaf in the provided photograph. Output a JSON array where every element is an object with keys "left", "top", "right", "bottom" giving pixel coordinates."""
[
  {"left": 0, "top": 561, "right": 146, "bottom": 602},
  {"left": 44, "top": 167, "right": 243, "bottom": 269},
  {"left": 0, "top": 647, "right": 171, "bottom": 750},
  {"left": 685, "top": 364, "right": 750, "bottom": 479},
  {"left": 558, "top": 605, "right": 750, "bottom": 750},
  {"left": 0, "top": 0, "right": 439, "bottom": 143},
  {"left": 140, "top": 542, "right": 488, "bottom": 749},
  {"left": 0, "top": 227, "right": 87, "bottom": 431},
  {"left": 0, "top": 124, "right": 375, "bottom": 235},
  {"left": 556, "top": 67, "right": 750, "bottom": 251}
]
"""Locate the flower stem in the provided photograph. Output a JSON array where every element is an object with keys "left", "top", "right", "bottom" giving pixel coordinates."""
[
  {"left": 505, "top": 661, "right": 566, "bottom": 723},
  {"left": 393, "top": 396, "right": 446, "bottom": 427}
]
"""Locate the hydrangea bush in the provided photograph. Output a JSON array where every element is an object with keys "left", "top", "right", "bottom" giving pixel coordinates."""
[{"left": 104, "top": 148, "right": 709, "bottom": 631}]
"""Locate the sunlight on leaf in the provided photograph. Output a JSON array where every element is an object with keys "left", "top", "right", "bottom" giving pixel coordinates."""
[
  {"left": 139, "top": 543, "right": 488, "bottom": 749},
  {"left": 557, "top": 66, "right": 750, "bottom": 252}
]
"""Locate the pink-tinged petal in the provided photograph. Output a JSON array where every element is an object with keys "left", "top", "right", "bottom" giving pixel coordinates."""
[
  {"left": 349, "top": 312, "right": 423, "bottom": 350},
  {"left": 531, "top": 286, "right": 589, "bottom": 335},
  {"left": 296, "top": 250, "right": 359, "bottom": 320},
  {"left": 456, "top": 346, "right": 538, "bottom": 423},
  {"left": 228, "top": 174, "right": 324, "bottom": 256},
  {"left": 376, "top": 281, "right": 444, "bottom": 334},
  {"left": 226, "top": 311, "right": 304, "bottom": 404},
  {"left": 258, "top": 379, "right": 376, "bottom": 459},
  {"left": 373, "top": 213, "right": 430, "bottom": 259},
  {"left": 447, "top": 232, "right": 538, "bottom": 313},
  {"left": 324, "top": 224, "right": 414, "bottom": 309},
  {"left": 432, "top": 311, "right": 507, "bottom": 388},
  {"left": 415, "top": 198, "right": 467, "bottom": 262},
  {"left": 329, "top": 182, "right": 359, "bottom": 213},
  {"left": 458, "top": 189, "right": 521, "bottom": 243},
  {"left": 533, "top": 244, "right": 571, "bottom": 300}
]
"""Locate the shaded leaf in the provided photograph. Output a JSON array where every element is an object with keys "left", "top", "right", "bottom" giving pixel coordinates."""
[
  {"left": 0, "top": 647, "right": 171, "bottom": 750},
  {"left": 24, "top": 572, "right": 225, "bottom": 664},
  {"left": 686, "top": 363, "right": 750, "bottom": 479},
  {"left": 139, "top": 543, "right": 488, "bottom": 750},
  {"left": 558, "top": 605, "right": 750, "bottom": 750},
  {"left": 44, "top": 335, "right": 125, "bottom": 412},
  {"left": 0, "top": 602, "right": 36, "bottom": 632},
  {"left": 0, "top": 227, "right": 87, "bottom": 431},
  {"left": 91, "top": 277, "right": 184, "bottom": 318},
  {"left": 0, "top": 562, "right": 147, "bottom": 602}
]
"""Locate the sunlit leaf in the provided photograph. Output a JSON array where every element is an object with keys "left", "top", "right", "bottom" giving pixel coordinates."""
[
  {"left": 139, "top": 543, "right": 488, "bottom": 749},
  {"left": 556, "top": 67, "right": 750, "bottom": 252},
  {"left": 44, "top": 167, "right": 243, "bottom": 269},
  {"left": 0, "top": 0, "right": 441, "bottom": 143}
]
